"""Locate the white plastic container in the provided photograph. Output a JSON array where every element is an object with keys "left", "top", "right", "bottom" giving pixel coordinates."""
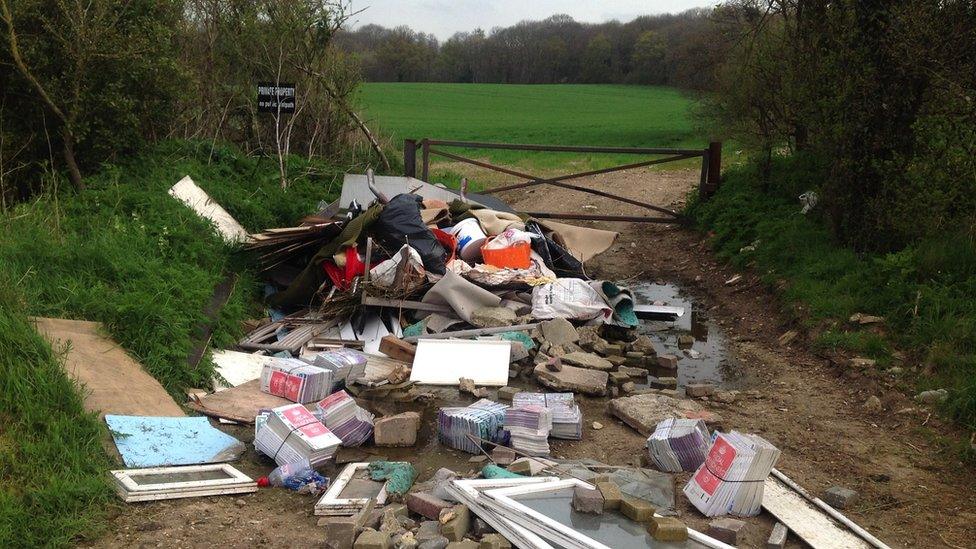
[{"left": 450, "top": 217, "right": 487, "bottom": 261}]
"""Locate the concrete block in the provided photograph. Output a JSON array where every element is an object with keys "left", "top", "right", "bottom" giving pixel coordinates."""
[
  {"left": 657, "top": 354, "right": 679, "bottom": 369},
  {"left": 571, "top": 485, "right": 604, "bottom": 514},
  {"left": 374, "top": 412, "right": 421, "bottom": 447},
  {"left": 445, "top": 540, "right": 479, "bottom": 549},
  {"left": 823, "top": 486, "right": 858, "bottom": 509},
  {"left": 650, "top": 377, "right": 677, "bottom": 389},
  {"left": 354, "top": 528, "right": 389, "bottom": 549},
  {"left": 708, "top": 517, "right": 746, "bottom": 546},
  {"left": 478, "top": 533, "right": 511, "bottom": 549},
  {"left": 539, "top": 318, "right": 579, "bottom": 346},
  {"left": 490, "top": 446, "right": 517, "bottom": 466},
  {"left": 496, "top": 386, "right": 519, "bottom": 402},
  {"left": 685, "top": 383, "right": 715, "bottom": 398},
  {"left": 648, "top": 516, "right": 688, "bottom": 542},
  {"left": 595, "top": 481, "right": 622, "bottom": 510},
  {"left": 766, "top": 522, "right": 788, "bottom": 548},
  {"left": 407, "top": 492, "right": 452, "bottom": 520},
  {"left": 439, "top": 504, "right": 471, "bottom": 541},
  {"left": 620, "top": 497, "right": 655, "bottom": 522}
]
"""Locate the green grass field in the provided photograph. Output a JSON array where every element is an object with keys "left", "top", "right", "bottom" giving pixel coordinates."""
[{"left": 358, "top": 83, "right": 706, "bottom": 176}]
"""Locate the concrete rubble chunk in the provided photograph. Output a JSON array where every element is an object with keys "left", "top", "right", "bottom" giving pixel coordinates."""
[
  {"left": 862, "top": 395, "right": 883, "bottom": 414},
  {"left": 534, "top": 363, "right": 608, "bottom": 395},
  {"left": 319, "top": 516, "right": 360, "bottom": 549},
  {"left": 445, "top": 540, "right": 479, "bottom": 549},
  {"left": 677, "top": 335, "right": 695, "bottom": 348},
  {"left": 471, "top": 307, "right": 517, "bottom": 328},
  {"left": 354, "top": 528, "right": 390, "bottom": 549},
  {"left": 620, "top": 497, "right": 655, "bottom": 522},
  {"left": 712, "top": 390, "right": 738, "bottom": 404},
  {"left": 708, "top": 517, "right": 746, "bottom": 546},
  {"left": 685, "top": 383, "right": 715, "bottom": 398},
  {"left": 546, "top": 356, "right": 563, "bottom": 372},
  {"left": 407, "top": 493, "right": 452, "bottom": 520},
  {"left": 766, "top": 522, "right": 788, "bottom": 548},
  {"left": 850, "top": 357, "right": 877, "bottom": 369},
  {"left": 396, "top": 531, "right": 419, "bottom": 549},
  {"left": 620, "top": 381, "right": 636, "bottom": 393},
  {"left": 609, "top": 371, "right": 630, "bottom": 385},
  {"left": 375, "top": 412, "right": 421, "bottom": 446},
  {"left": 606, "top": 355, "right": 627, "bottom": 367},
  {"left": 416, "top": 521, "right": 441, "bottom": 542},
  {"left": 608, "top": 393, "right": 703, "bottom": 436},
  {"left": 507, "top": 457, "right": 547, "bottom": 476},
  {"left": 618, "top": 365, "right": 647, "bottom": 378},
  {"left": 539, "top": 318, "right": 579, "bottom": 346},
  {"left": 491, "top": 446, "right": 517, "bottom": 466},
  {"left": 439, "top": 504, "right": 471, "bottom": 541},
  {"left": 595, "top": 481, "right": 622, "bottom": 510},
  {"left": 657, "top": 355, "right": 679, "bottom": 369},
  {"left": 648, "top": 516, "right": 688, "bottom": 542},
  {"left": 630, "top": 335, "right": 656, "bottom": 355},
  {"left": 418, "top": 537, "right": 449, "bottom": 549},
  {"left": 560, "top": 352, "right": 613, "bottom": 371},
  {"left": 496, "top": 386, "right": 519, "bottom": 402},
  {"left": 571, "top": 485, "right": 604, "bottom": 514},
  {"left": 650, "top": 377, "right": 677, "bottom": 390},
  {"left": 576, "top": 325, "right": 606, "bottom": 350},
  {"left": 823, "top": 486, "right": 858, "bottom": 509},
  {"left": 478, "top": 533, "right": 511, "bottom": 549}
]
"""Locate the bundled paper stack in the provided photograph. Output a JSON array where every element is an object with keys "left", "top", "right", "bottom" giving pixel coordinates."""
[
  {"left": 512, "top": 392, "right": 582, "bottom": 439},
  {"left": 259, "top": 357, "right": 332, "bottom": 404},
  {"left": 306, "top": 349, "right": 368, "bottom": 389},
  {"left": 254, "top": 403, "right": 342, "bottom": 466},
  {"left": 646, "top": 418, "right": 711, "bottom": 472},
  {"left": 504, "top": 405, "right": 553, "bottom": 456},
  {"left": 315, "top": 390, "right": 374, "bottom": 447},
  {"left": 683, "top": 431, "right": 781, "bottom": 517},
  {"left": 437, "top": 399, "right": 509, "bottom": 454}
]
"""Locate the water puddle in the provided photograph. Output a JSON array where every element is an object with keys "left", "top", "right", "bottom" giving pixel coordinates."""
[{"left": 631, "top": 282, "right": 742, "bottom": 389}]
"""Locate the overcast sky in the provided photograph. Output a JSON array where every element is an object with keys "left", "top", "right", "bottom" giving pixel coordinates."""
[{"left": 346, "top": 0, "right": 717, "bottom": 40}]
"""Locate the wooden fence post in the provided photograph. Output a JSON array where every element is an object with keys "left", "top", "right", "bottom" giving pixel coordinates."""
[
  {"left": 421, "top": 139, "right": 430, "bottom": 182},
  {"left": 707, "top": 141, "right": 722, "bottom": 194},
  {"left": 403, "top": 139, "right": 417, "bottom": 178}
]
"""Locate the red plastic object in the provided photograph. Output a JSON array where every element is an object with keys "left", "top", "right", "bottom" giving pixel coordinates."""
[
  {"left": 481, "top": 237, "right": 532, "bottom": 269},
  {"left": 432, "top": 228, "right": 457, "bottom": 264},
  {"left": 257, "top": 476, "right": 270, "bottom": 487}
]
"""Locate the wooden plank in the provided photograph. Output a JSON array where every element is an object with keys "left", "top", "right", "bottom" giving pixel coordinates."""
[
  {"left": 186, "top": 379, "right": 296, "bottom": 424},
  {"left": 762, "top": 475, "right": 872, "bottom": 549},
  {"left": 32, "top": 317, "right": 184, "bottom": 417},
  {"left": 378, "top": 336, "right": 416, "bottom": 363},
  {"left": 362, "top": 295, "right": 452, "bottom": 314}
]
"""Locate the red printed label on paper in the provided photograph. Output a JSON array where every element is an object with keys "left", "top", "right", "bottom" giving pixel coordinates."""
[
  {"left": 268, "top": 371, "right": 302, "bottom": 402},
  {"left": 694, "top": 435, "right": 737, "bottom": 496},
  {"left": 281, "top": 405, "right": 328, "bottom": 439}
]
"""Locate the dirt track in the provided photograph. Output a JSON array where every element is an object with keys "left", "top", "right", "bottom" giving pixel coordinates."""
[{"left": 91, "top": 167, "right": 976, "bottom": 548}]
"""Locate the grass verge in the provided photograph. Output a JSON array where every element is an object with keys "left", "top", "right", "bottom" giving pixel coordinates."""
[
  {"left": 688, "top": 156, "right": 976, "bottom": 439},
  {"left": 0, "top": 140, "right": 343, "bottom": 546}
]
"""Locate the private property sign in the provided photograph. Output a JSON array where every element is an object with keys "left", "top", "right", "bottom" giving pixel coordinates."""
[{"left": 257, "top": 82, "right": 296, "bottom": 113}]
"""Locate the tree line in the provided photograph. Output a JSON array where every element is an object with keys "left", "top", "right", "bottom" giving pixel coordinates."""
[{"left": 335, "top": 11, "right": 731, "bottom": 90}]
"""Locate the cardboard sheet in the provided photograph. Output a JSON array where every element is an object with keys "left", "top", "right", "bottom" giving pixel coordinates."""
[
  {"left": 410, "top": 339, "right": 512, "bottom": 386},
  {"left": 32, "top": 317, "right": 184, "bottom": 417},
  {"left": 105, "top": 415, "right": 246, "bottom": 467},
  {"left": 168, "top": 175, "right": 249, "bottom": 243},
  {"left": 537, "top": 219, "right": 618, "bottom": 262}
]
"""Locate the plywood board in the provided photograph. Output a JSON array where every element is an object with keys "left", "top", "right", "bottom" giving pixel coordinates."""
[
  {"left": 186, "top": 379, "right": 297, "bottom": 424},
  {"left": 409, "top": 339, "right": 511, "bottom": 386},
  {"left": 32, "top": 317, "right": 184, "bottom": 417},
  {"left": 762, "top": 476, "right": 871, "bottom": 549},
  {"left": 212, "top": 349, "right": 272, "bottom": 391},
  {"left": 168, "top": 175, "right": 249, "bottom": 243},
  {"left": 105, "top": 415, "right": 246, "bottom": 468}
]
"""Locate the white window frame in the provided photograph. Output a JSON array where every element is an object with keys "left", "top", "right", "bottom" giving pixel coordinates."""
[
  {"left": 446, "top": 477, "right": 561, "bottom": 549},
  {"left": 110, "top": 463, "right": 256, "bottom": 502},
  {"left": 315, "top": 462, "right": 388, "bottom": 515}
]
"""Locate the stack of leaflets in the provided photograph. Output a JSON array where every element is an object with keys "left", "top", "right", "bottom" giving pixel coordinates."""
[
  {"left": 254, "top": 403, "right": 342, "bottom": 466},
  {"left": 315, "top": 390, "right": 374, "bottom": 447},
  {"left": 306, "top": 349, "right": 368, "bottom": 389},
  {"left": 646, "top": 418, "right": 711, "bottom": 472},
  {"left": 504, "top": 405, "right": 553, "bottom": 456},
  {"left": 259, "top": 357, "right": 332, "bottom": 404},
  {"left": 437, "top": 399, "right": 509, "bottom": 454},
  {"left": 512, "top": 392, "right": 582, "bottom": 439},
  {"left": 683, "top": 431, "right": 781, "bottom": 517}
]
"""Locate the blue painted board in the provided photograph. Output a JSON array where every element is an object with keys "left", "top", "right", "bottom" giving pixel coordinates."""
[{"left": 105, "top": 415, "right": 245, "bottom": 467}]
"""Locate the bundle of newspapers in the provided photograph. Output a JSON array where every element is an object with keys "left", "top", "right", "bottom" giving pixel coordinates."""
[
  {"left": 315, "top": 390, "right": 374, "bottom": 447},
  {"left": 254, "top": 403, "right": 342, "bottom": 466},
  {"left": 504, "top": 405, "right": 553, "bottom": 456},
  {"left": 646, "top": 418, "right": 711, "bottom": 472},
  {"left": 512, "top": 392, "right": 582, "bottom": 439},
  {"left": 259, "top": 357, "right": 333, "bottom": 404},
  {"left": 304, "top": 349, "right": 368, "bottom": 389},
  {"left": 438, "top": 399, "right": 509, "bottom": 454},
  {"left": 683, "top": 431, "right": 781, "bottom": 517}
]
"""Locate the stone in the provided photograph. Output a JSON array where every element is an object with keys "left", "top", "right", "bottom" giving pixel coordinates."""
[
  {"left": 767, "top": 522, "right": 788, "bottom": 548},
  {"left": 496, "top": 386, "right": 519, "bottom": 402},
  {"left": 354, "top": 528, "right": 390, "bottom": 549},
  {"left": 620, "top": 497, "right": 655, "bottom": 522},
  {"left": 576, "top": 325, "right": 606, "bottom": 351},
  {"left": 478, "top": 533, "right": 511, "bottom": 549},
  {"left": 609, "top": 371, "right": 630, "bottom": 385},
  {"left": 657, "top": 354, "right": 679, "bottom": 369},
  {"left": 685, "top": 383, "right": 715, "bottom": 398},
  {"left": 571, "top": 485, "right": 604, "bottom": 514},
  {"left": 320, "top": 516, "right": 360, "bottom": 549},
  {"left": 602, "top": 343, "right": 626, "bottom": 356},
  {"left": 459, "top": 377, "right": 476, "bottom": 394},
  {"left": 712, "top": 390, "right": 738, "bottom": 404},
  {"left": 539, "top": 318, "right": 579, "bottom": 346},
  {"left": 595, "top": 481, "right": 622, "bottom": 510},
  {"left": 591, "top": 421, "right": 603, "bottom": 430},
  {"left": 471, "top": 307, "right": 517, "bottom": 328},
  {"left": 396, "top": 532, "right": 419, "bottom": 549},
  {"left": 625, "top": 351, "right": 644, "bottom": 360},
  {"left": 534, "top": 363, "right": 608, "bottom": 396},
  {"left": 850, "top": 357, "right": 877, "bottom": 369},
  {"left": 388, "top": 364, "right": 412, "bottom": 384},
  {"left": 491, "top": 446, "right": 517, "bottom": 466},
  {"left": 608, "top": 393, "right": 703, "bottom": 436},
  {"left": 618, "top": 365, "right": 646, "bottom": 378},
  {"left": 439, "top": 504, "right": 470, "bottom": 541},
  {"left": 650, "top": 377, "right": 677, "bottom": 390},
  {"left": 471, "top": 517, "right": 494, "bottom": 537},
  {"left": 683, "top": 409, "right": 725, "bottom": 428},
  {"left": 620, "top": 381, "right": 636, "bottom": 393},
  {"left": 406, "top": 493, "right": 452, "bottom": 520},
  {"left": 381, "top": 508, "right": 405, "bottom": 534},
  {"left": 916, "top": 388, "right": 948, "bottom": 404},
  {"left": 375, "top": 412, "right": 421, "bottom": 446},
  {"left": 823, "top": 486, "right": 858, "bottom": 509},
  {"left": 418, "top": 537, "right": 449, "bottom": 549},
  {"left": 850, "top": 313, "right": 884, "bottom": 325},
  {"left": 677, "top": 335, "right": 695, "bottom": 349},
  {"left": 560, "top": 352, "right": 613, "bottom": 371},
  {"left": 545, "top": 356, "right": 563, "bottom": 372},
  {"left": 507, "top": 341, "right": 529, "bottom": 362},
  {"left": 648, "top": 516, "right": 688, "bottom": 542},
  {"left": 630, "top": 335, "right": 656, "bottom": 355},
  {"left": 416, "top": 521, "right": 441, "bottom": 543},
  {"left": 606, "top": 355, "right": 627, "bottom": 367},
  {"left": 507, "top": 457, "right": 547, "bottom": 476},
  {"left": 444, "top": 541, "right": 479, "bottom": 549},
  {"left": 707, "top": 518, "right": 745, "bottom": 545},
  {"left": 862, "top": 395, "right": 883, "bottom": 414}
]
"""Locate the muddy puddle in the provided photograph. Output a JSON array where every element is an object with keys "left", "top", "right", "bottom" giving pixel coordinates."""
[{"left": 631, "top": 281, "right": 743, "bottom": 390}]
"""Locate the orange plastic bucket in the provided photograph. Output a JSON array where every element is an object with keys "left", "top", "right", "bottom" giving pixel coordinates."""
[{"left": 481, "top": 237, "right": 532, "bottom": 269}]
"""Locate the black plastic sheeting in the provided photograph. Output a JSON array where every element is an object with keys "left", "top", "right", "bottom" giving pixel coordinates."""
[
  {"left": 525, "top": 220, "right": 587, "bottom": 279},
  {"left": 373, "top": 194, "right": 447, "bottom": 275}
]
